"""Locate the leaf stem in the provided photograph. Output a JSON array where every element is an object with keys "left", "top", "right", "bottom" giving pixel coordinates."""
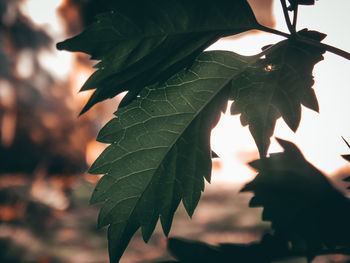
[
  {"left": 292, "top": 5, "right": 298, "bottom": 30},
  {"left": 280, "top": 0, "right": 296, "bottom": 34},
  {"left": 256, "top": 24, "right": 350, "bottom": 61},
  {"left": 256, "top": 24, "right": 290, "bottom": 38},
  {"left": 297, "top": 36, "right": 350, "bottom": 60}
]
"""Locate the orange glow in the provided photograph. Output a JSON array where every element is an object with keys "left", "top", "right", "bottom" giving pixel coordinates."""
[
  {"left": 209, "top": 1, "right": 350, "bottom": 183},
  {"left": 17, "top": 0, "right": 349, "bottom": 185},
  {"left": 86, "top": 140, "right": 106, "bottom": 167},
  {"left": 0, "top": 80, "right": 16, "bottom": 147},
  {"left": 0, "top": 203, "right": 25, "bottom": 221},
  {"left": 265, "top": 64, "right": 273, "bottom": 71}
]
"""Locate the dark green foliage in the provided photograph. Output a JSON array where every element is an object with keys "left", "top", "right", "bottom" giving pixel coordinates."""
[
  {"left": 230, "top": 29, "right": 325, "bottom": 157},
  {"left": 89, "top": 51, "right": 254, "bottom": 262},
  {"left": 162, "top": 235, "right": 289, "bottom": 263},
  {"left": 242, "top": 138, "right": 350, "bottom": 249},
  {"left": 56, "top": 0, "right": 258, "bottom": 114},
  {"left": 56, "top": 0, "right": 350, "bottom": 262}
]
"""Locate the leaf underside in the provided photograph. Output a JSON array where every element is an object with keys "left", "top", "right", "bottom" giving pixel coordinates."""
[
  {"left": 56, "top": 0, "right": 258, "bottom": 114},
  {"left": 242, "top": 138, "right": 350, "bottom": 249},
  {"left": 89, "top": 51, "right": 252, "bottom": 262},
  {"left": 230, "top": 29, "right": 326, "bottom": 157}
]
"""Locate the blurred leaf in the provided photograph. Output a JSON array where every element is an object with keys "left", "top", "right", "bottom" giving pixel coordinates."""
[
  {"left": 242, "top": 138, "right": 350, "bottom": 249},
  {"left": 165, "top": 234, "right": 290, "bottom": 263},
  {"left": 230, "top": 29, "right": 325, "bottom": 156},
  {"left": 57, "top": 0, "right": 259, "bottom": 114},
  {"left": 89, "top": 51, "right": 256, "bottom": 262}
]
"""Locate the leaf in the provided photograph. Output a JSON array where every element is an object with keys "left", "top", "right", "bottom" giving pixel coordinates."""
[
  {"left": 56, "top": 0, "right": 259, "bottom": 114},
  {"left": 89, "top": 51, "right": 253, "bottom": 262},
  {"left": 230, "top": 29, "right": 326, "bottom": 157},
  {"left": 166, "top": 234, "right": 289, "bottom": 263},
  {"left": 242, "top": 138, "right": 350, "bottom": 249}
]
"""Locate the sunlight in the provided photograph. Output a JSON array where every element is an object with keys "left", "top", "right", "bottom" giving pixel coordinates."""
[
  {"left": 209, "top": 0, "right": 350, "bottom": 182},
  {"left": 19, "top": 0, "right": 63, "bottom": 34},
  {"left": 19, "top": 0, "right": 74, "bottom": 80},
  {"left": 17, "top": 0, "right": 350, "bottom": 183}
]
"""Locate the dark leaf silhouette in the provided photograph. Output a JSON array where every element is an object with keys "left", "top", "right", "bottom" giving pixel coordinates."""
[
  {"left": 230, "top": 29, "right": 326, "bottom": 156},
  {"left": 162, "top": 235, "right": 289, "bottom": 263},
  {"left": 342, "top": 137, "right": 350, "bottom": 188},
  {"left": 57, "top": 0, "right": 259, "bottom": 114},
  {"left": 242, "top": 138, "right": 350, "bottom": 249}
]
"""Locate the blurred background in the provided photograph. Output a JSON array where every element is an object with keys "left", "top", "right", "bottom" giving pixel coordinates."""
[{"left": 0, "top": 0, "right": 349, "bottom": 262}]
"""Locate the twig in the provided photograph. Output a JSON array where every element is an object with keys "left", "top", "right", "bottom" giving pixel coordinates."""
[
  {"left": 292, "top": 5, "right": 298, "bottom": 30},
  {"left": 280, "top": 0, "right": 296, "bottom": 34},
  {"left": 256, "top": 24, "right": 350, "bottom": 61},
  {"left": 256, "top": 24, "right": 290, "bottom": 38},
  {"left": 297, "top": 36, "right": 350, "bottom": 60}
]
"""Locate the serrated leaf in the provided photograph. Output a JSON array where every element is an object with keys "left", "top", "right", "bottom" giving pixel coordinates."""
[
  {"left": 56, "top": 0, "right": 259, "bottom": 114},
  {"left": 242, "top": 138, "right": 350, "bottom": 249},
  {"left": 230, "top": 29, "right": 326, "bottom": 157},
  {"left": 89, "top": 51, "right": 254, "bottom": 262}
]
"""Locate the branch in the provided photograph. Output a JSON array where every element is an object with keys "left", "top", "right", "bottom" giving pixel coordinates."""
[
  {"left": 297, "top": 35, "right": 350, "bottom": 60},
  {"left": 256, "top": 24, "right": 290, "bottom": 38},
  {"left": 255, "top": 25, "right": 350, "bottom": 61}
]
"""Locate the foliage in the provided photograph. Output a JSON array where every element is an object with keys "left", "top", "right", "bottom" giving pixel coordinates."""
[
  {"left": 57, "top": 0, "right": 350, "bottom": 262},
  {"left": 242, "top": 139, "right": 350, "bottom": 250},
  {"left": 57, "top": 0, "right": 259, "bottom": 114},
  {"left": 230, "top": 29, "right": 325, "bottom": 156}
]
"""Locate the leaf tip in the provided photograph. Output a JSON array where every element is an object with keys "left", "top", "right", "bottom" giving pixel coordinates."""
[{"left": 56, "top": 41, "right": 65, "bottom": 51}]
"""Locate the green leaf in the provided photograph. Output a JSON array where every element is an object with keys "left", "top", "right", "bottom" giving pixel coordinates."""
[
  {"left": 242, "top": 138, "right": 350, "bottom": 249},
  {"left": 89, "top": 51, "right": 253, "bottom": 262},
  {"left": 56, "top": 0, "right": 259, "bottom": 114},
  {"left": 230, "top": 29, "right": 326, "bottom": 157}
]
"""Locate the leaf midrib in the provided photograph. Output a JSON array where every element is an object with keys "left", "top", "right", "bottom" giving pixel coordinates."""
[{"left": 102, "top": 54, "right": 253, "bottom": 230}]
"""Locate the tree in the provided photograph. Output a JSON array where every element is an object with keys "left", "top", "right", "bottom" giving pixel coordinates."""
[{"left": 57, "top": 0, "right": 350, "bottom": 262}]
